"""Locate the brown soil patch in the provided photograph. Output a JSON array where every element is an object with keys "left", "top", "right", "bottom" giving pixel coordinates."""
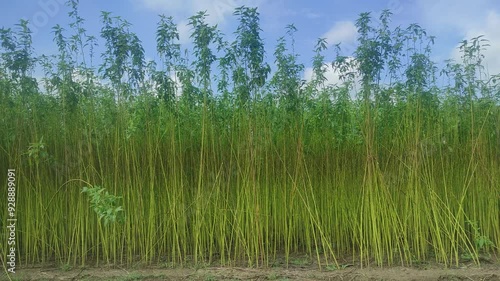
[
  {"left": 3, "top": 262, "right": 500, "bottom": 281},
  {"left": 3, "top": 255, "right": 500, "bottom": 281}
]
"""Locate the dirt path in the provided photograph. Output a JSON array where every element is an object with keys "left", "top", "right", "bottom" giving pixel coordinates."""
[{"left": 3, "top": 264, "right": 500, "bottom": 281}]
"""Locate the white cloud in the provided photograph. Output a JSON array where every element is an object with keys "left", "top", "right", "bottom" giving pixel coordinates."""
[
  {"left": 304, "top": 65, "right": 341, "bottom": 86},
  {"left": 304, "top": 57, "right": 361, "bottom": 89},
  {"left": 414, "top": 0, "right": 500, "bottom": 75},
  {"left": 170, "top": 71, "right": 183, "bottom": 98},
  {"left": 177, "top": 20, "right": 192, "bottom": 45},
  {"left": 298, "top": 8, "right": 321, "bottom": 20},
  {"left": 304, "top": 62, "right": 363, "bottom": 100},
  {"left": 416, "top": 0, "right": 495, "bottom": 32},
  {"left": 449, "top": 10, "right": 500, "bottom": 75},
  {"left": 134, "top": 0, "right": 264, "bottom": 25},
  {"left": 321, "top": 21, "right": 357, "bottom": 47},
  {"left": 139, "top": 0, "right": 184, "bottom": 12},
  {"left": 305, "top": 12, "right": 321, "bottom": 19}
]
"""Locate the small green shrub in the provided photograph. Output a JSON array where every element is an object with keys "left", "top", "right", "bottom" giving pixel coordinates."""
[{"left": 81, "top": 185, "right": 124, "bottom": 225}]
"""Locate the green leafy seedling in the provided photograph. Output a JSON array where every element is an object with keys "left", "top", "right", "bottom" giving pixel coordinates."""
[{"left": 81, "top": 185, "right": 125, "bottom": 225}]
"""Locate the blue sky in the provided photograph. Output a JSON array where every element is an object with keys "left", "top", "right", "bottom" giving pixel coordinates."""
[{"left": 1, "top": 0, "right": 499, "bottom": 85}]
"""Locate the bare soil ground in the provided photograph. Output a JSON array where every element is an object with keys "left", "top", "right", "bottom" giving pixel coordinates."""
[{"left": 3, "top": 257, "right": 500, "bottom": 281}]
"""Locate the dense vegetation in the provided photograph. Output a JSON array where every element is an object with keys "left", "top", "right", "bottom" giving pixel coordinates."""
[{"left": 1, "top": 0, "right": 499, "bottom": 269}]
